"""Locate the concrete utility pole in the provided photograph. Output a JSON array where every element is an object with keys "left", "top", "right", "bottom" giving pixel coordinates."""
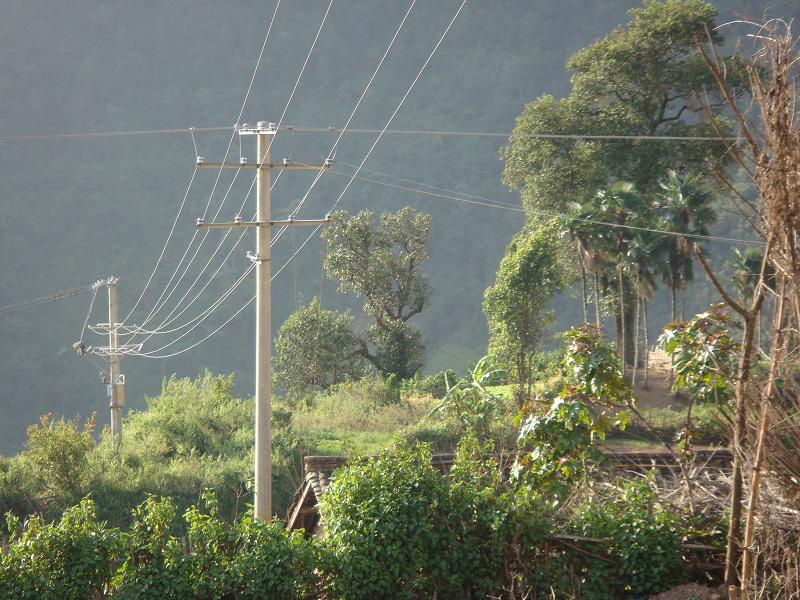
[
  {"left": 106, "top": 277, "right": 125, "bottom": 443},
  {"left": 197, "top": 121, "right": 331, "bottom": 519},
  {"left": 80, "top": 277, "right": 136, "bottom": 445}
]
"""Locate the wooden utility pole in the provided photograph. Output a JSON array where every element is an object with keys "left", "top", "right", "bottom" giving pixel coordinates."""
[
  {"left": 106, "top": 277, "right": 125, "bottom": 443},
  {"left": 197, "top": 121, "right": 330, "bottom": 519}
]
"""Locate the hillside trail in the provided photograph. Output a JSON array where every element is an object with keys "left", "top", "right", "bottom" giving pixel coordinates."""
[{"left": 631, "top": 347, "right": 685, "bottom": 410}]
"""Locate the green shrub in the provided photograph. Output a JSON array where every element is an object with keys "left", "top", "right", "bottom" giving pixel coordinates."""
[
  {"left": 402, "top": 369, "right": 458, "bottom": 399},
  {"left": 111, "top": 496, "right": 191, "bottom": 599},
  {"left": 112, "top": 492, "right": 313, "bottom": 600},
  {"left": 565, "top": 477, "right": 685, "bottom": 598},
  {"left": 318, "top": 445, "right": 448, "bottom": 599},
  {"left": 0, "top": 498, "right": 118, "bottom": 600},
  {"left": 185, "top": 491, "right": 312, "bottom": 600},
  {"left": 317, "top": 441, "right": 552, "bottom": 599}
]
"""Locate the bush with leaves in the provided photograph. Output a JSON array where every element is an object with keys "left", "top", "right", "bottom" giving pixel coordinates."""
[
  {"left": 317, "top": 445, "right": 448, "bottom": 599},
  {"left": 0, "top": 414, "right": 97, "bottom": 523},
  {"left": 565, "top": 477, "right": 685, "bottom": 598},
  {"left": 111, "top": 496, "right": 191, "bottom": 599},
  {"left": 112, "top": 492, "right": 313, "bottom": 600},
  {"left": 659, "top": 306, "right": 735, "bottom": 405},
  {"left": 0, "top": 498, "right": 118, "bottom": 600},
  {"left": 273, "top": 298, "right": 364, "bottom": 403},
  {"left": 515, "top": 326, "right": 630, "bottom": 496},
  {"left": 317, "top": 442, "right": 549, "bottom": 599},
  {"left": 428, "top": 357, "right": 504, "bottom": 441},
  {"left": 184, "top": 491, "right": 313, "bottom": 600},
  {"left": 401, "top": 368, "right": 457, "bottom": 399}
]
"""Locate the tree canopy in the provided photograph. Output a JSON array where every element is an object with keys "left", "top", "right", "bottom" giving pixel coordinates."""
[
  {"left": 323, "top": 208, "right": 432, "bottom": 379},
  {"left": 273, "top": 298, "right": 364, "bottom": 402},
  {"left": 502, "top": 0, "right": 741, "bottom": 214},
  {"left": 483, "top": 221, "right": 570, "bottom": 402}
]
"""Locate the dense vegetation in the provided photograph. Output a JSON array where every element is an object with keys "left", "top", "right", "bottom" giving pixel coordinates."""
[
  {"left": 3, "top": 0, "right": 800, "bottom": 597},
  {"left": 2, "top": 327, "right": 710, "bottom": 598},
  {"left": 2, "top": 0, "right": 797, "bottom": 454}
]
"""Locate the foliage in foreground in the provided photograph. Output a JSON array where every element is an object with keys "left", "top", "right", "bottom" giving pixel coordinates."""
[
  {"left": 0, "top": 373, "right": 300, "bottom": 531},
  {"left": 0, "top": 442, "right": 694, "bottom": 599}
]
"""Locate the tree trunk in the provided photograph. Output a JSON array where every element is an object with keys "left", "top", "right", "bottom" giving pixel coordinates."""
[
  {"left": 632, "top": 294, "right": 641, "bottom": 386},
  {"left": 671, "top": 284, "right": 677, "bottom": 322},
  {"left": 580, "top": 260, "right": 588, "bottom": 324},
  {"left": 624, "top": 300, "right": 636, "bottom": 367},
  {"left": 643, "top": 300, "right": 650, "bottom": 389},
  {"left": 617, "top": 263, "right": 626, "bottom": 375},
  {"left": 594, "top": 270, "right": 601, "bottom": 327},
  {"left": 681, "top": 285, "right": 687, "bottom": 320},
  {"left": 740, "top": 278, "right": 788, "bottom": 594},
  {"left": 724, "top": 315, "right": 758, "bottom": 592},
  {"left": 669, "top": 285, "right": 677, "bottom": 388}
]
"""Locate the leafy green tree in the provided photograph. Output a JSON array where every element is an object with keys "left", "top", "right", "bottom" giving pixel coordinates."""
[
  {"left": 503, "top": 0, "right": 738, "bottom": 214},
  {"left": 625, "top": 228, "right": 669, "bottom": 386},
  {"left": 323, "top": 208, "right": 432, "bottom": 379},
  {"left": 658, "top": 307, "right": 735, "bottom": 405},
  {"left": 503, "top": 0, "right": 737, "bottom": 366},
  {"left": 514, "top": 326, "right": 631, "bottom": 496},
  {"left": 273, "top": 298, "right": 364, "bottom": 402},
  {"left": 567, "top": 182, "right": 655, "bottom": 366},
  {"left": 0, "top": 414, "right": 98, "bottom": 519},
  {"left": 483, "top": 222, "right": 570, "bottom": 403}
]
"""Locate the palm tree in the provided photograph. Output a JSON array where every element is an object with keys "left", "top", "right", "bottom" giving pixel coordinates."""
[
  {"left": 576, "top": 182, "right": 652, "bottom": 370},
  {"left": 656, "top": 170, "right": 716, "bottom": 321},
  {"left": 625, "top": 229, "right": 668, "bottom": 387}
]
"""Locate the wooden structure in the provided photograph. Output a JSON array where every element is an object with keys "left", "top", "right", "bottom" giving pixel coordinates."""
[{"left": 286, "top": 448, "right": 731, "bottom": 534}]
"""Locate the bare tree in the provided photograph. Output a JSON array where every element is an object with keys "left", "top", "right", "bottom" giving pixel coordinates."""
[{"left": 697, "top": 18, "right": 800, "bottom": 598}]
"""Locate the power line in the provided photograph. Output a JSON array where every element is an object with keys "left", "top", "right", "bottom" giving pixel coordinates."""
[
  {"left": 0, "top": 125, "right": 740, "bottom": 144},
  {"left": 0, "top": 285, "right": 92, "bottom": 315},
  {"left": 271, "top": 0, "right": 418, "bottom": 248},
  {"left": 127, "top": 0, "right": 417, "bottom": 356},
  {"left": 129, "top": 0, "right": 465, "bottom": 360},
  {"left": 327, "top": 165, "right": 765, "bottom": 246},
  {"left": 129, "top": 0, "right": 415, "bottom": 348},
  {"left": 117, "top": 1, "right": 283, "bottom": 330},
  {"left": 125, "top": 1, "right": 333, "bottom": 342}
]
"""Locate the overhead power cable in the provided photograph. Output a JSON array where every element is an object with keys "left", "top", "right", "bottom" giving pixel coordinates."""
[
  {"left": 116, "top": 0, "right": 283, "bottom": 330},
  {"left": 327, "top": 165, "right": 765, "bottom": 246},
  {"left": 271, "top": 0, "right": 418, "bottom": 248},
  {"left": 124, "top": 173, "right": 283, "bottom": 341},
  {"left": 130, "top": 0, "right": 463, "bottom": 360},
  {"left": 0, "top": 285, "right": 93, "bottom": 316},
  {"left": 78, "top": 285, "right": 100, "bottom": 342},
  {"left": 126, "top": 0, "right": 415, "bottom": 352},
  {"left": 0, "top": 125, "right": 740, "bottom": 144},
  {"left": 125, "top": 0, "right": 333, "bottom": 342},
  {"left": 282, "top": 0, "right": 470, "bottom": 280}
]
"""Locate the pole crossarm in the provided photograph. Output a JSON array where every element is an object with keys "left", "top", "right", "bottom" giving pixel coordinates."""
[
  {"left": 90, "top": 344, "right": 143, "bottom": 356},
  {"left": 197, "top": 217, "right": 331, "bottom": 229},
  {"left": 196, "top": 160, "right": 331, "bottom": 170}
]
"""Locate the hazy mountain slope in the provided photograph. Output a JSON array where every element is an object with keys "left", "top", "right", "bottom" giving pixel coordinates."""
[{"left": 0, "top": 1, "right": 795, "bottom": 453}]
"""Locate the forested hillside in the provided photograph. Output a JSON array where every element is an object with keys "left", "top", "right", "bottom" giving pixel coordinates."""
[{"left": 1, "top": 0, "right": 797, "bottom": 454}]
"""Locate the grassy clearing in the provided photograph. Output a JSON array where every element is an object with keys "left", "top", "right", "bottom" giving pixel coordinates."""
[
  {"left": 289, "top": 368, "right": 729, "bottom": 459},
  {"left": 291, "top": 377, "right": 441, "bottom": 456}
]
